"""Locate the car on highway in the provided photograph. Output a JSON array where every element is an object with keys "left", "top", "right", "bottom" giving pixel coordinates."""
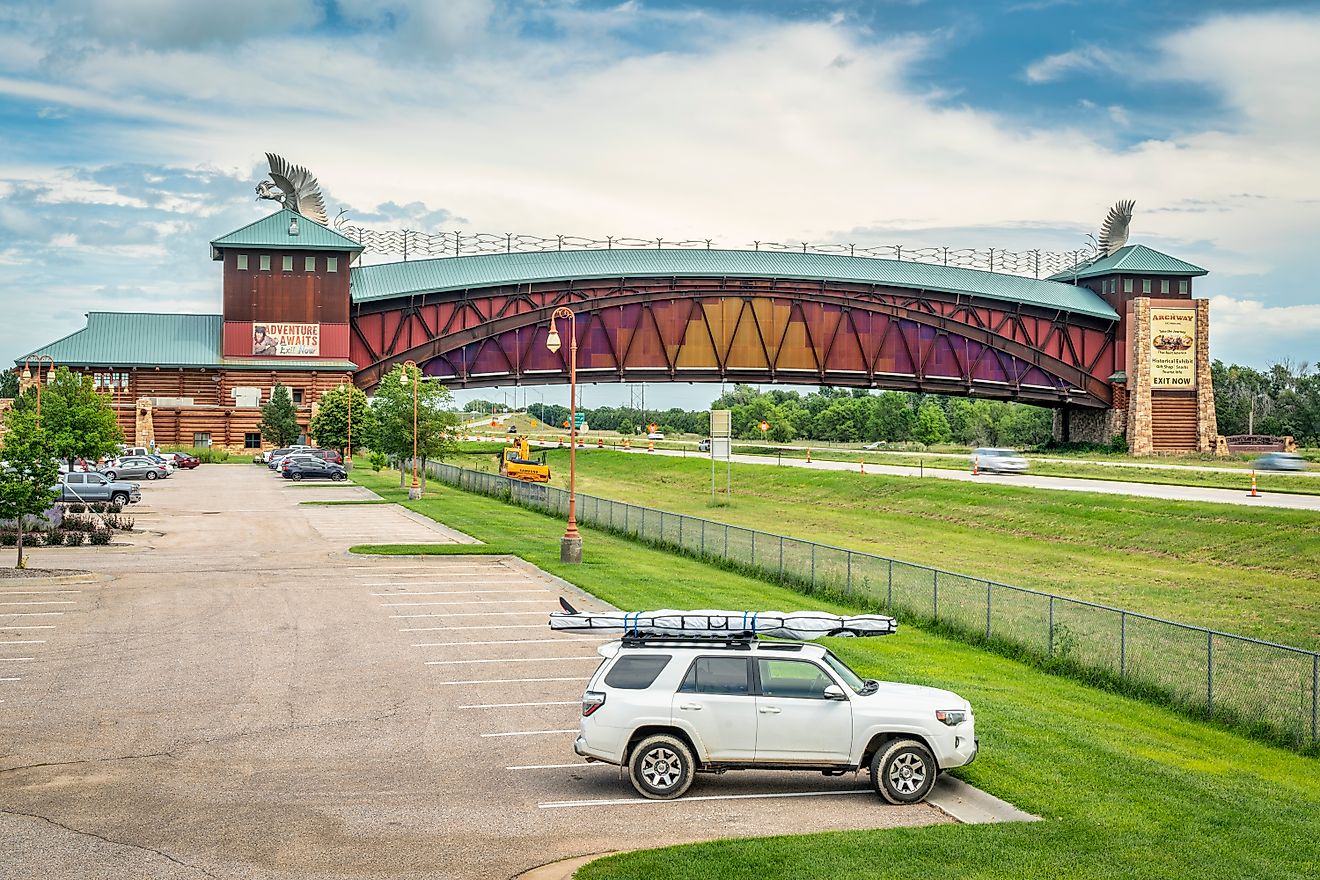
[
  {"left": 574, "top": 637, "right": 976, "bottom": 803},
  {"left": 282, "top": 459, "right": 348, "bottom": 481},
  {"left": 1254, "top": 452, "right": 1307, "bottom": 472},
  {"left": 972, "top": 448, "right": 1028, "bottom": 473},
  {"left": 55, "top": 472, "right": 141, "bottom": 506},
  {"left": 647, "top": 432, "right": 665, "bottom": 440},
  {"left": 698, "top": 439, "right": 711, "bottom": 453},
  {"left": 101, "top": 456, "right": 170, "bottom": 481}
]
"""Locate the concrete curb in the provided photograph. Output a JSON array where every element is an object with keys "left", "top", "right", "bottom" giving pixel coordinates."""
[
  {"left": 928, "top": 775, "right": 1040, "bottom": 824},
  {"left": 511, "top": 851, "right": 624, "bottom": 880}
]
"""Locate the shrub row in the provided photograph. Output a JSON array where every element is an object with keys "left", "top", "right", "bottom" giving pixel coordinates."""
[{"left": 0, "top": 530, "right": 112, "bottom": 547}]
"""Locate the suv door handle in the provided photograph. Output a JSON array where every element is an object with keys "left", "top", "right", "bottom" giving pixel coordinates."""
[
  {"left": 759, "top": 707, "right": 782, "bottom": 714},
  {"left": 678, "top": 703, "right": 703, "bottom": 711}
]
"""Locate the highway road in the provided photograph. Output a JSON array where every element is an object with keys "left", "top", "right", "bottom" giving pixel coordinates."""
[{"left": 608, "top": 445, "right": 1320, "bottom": 512}]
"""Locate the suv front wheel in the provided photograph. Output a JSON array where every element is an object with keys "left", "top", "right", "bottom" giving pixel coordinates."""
[
  {"left": 871, "top": 738, "right": 937, "bottom": 804},
  {"left": 628, "top": 734, "right": 695, "bottom": 800}
]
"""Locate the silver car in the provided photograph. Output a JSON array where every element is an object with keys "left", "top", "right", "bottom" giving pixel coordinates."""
[
  {"left": 100, "top": 456, "right": 170, "bottom": 481},
  {"left": 1254, "top": 452, "right": 1306, "bottom": 472},
  {"left": 972, "top": 448, "right": 1029, "bottom": 473}
]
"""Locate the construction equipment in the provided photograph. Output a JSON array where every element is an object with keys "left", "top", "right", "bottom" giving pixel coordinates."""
[{"left": 501, "top": 436, "right": 550, "bottom": 483}]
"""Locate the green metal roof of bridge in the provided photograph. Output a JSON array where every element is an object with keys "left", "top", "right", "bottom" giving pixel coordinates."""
[
  {"left": 1047, "top": 245, "right": 1208, "bottom": 282},
  {"left": 350, "top": 249, "right": 1119, "bottom": 320}
]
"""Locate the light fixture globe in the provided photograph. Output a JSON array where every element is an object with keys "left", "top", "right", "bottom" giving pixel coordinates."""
[
  {"left": 546, "top": 324, "right": 562, "bottom": 354},
  {"left": 400, "top": 368, "right": 410, "bottom": 385}
]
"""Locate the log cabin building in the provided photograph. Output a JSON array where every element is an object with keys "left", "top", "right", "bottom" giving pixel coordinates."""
[{"left": 14, "top": 209, "right": 362, "bottom": 453}]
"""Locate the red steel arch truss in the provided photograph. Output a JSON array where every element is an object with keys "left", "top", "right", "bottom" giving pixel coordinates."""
[{"left": 350, "top": 277, "right": 1118, "bottom": 408}]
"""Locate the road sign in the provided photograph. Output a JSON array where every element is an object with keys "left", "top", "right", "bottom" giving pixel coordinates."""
[
  {"left": 576, "top": 412, "right": 587, "bottom": 428},
  {"left": 710, "top": 409, "right": 731, "bottom": 438},
  {"left": 759, "top": 420, "right": 770, "bottom": 434}
]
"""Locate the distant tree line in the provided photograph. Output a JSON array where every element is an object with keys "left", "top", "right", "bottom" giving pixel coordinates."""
[{"left": 1213, "top": 359, "right": 1320, "bottom": 444}]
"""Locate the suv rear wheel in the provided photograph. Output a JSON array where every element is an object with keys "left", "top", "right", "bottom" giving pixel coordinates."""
[
  {"left": 871, "top": 738, "right": 937, "bottom": 804},
  {"left": 628, "top": 734, "right": 695, "bottom": 800}
]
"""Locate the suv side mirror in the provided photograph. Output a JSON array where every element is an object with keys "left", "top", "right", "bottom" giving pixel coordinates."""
[{"left": 823, "top": 684, "right": 847, "bottom": 701}]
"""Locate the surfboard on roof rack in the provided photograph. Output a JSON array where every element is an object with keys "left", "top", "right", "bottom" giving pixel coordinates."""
[{"left": 549, "top": 598, "right": 896, "bottom": 640}]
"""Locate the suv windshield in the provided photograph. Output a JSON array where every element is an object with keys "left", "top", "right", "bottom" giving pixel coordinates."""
[{"left": 822, "top": 651, "right": 870, "bottom": 694}]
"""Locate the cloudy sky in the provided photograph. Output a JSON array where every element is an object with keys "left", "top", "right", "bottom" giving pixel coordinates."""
[{"left": 2, "top": 0, "right": 1318, "bottom": 409}]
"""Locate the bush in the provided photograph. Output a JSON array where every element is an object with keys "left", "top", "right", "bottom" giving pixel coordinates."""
[
  {"left": 0, "top": 533, "right": 15, "bottom": 547},
  {"left": 104, "top": 514, "right": 135, "bottom": 532},
  {"left": 370, "top": 451, "right": 388, "bottom": 472},
  {"left": 88, "top": 502, "right": 107, "bottom": 514},
  {"left": 60, "top": 514, "right": 98, "bottom": 532},
  {"left": 107, "top": 503, "right": 123, "bottom": 515},
  {"left": 68, "top": 503, "right": 86, "bottom": 514},
  {"left": 25, "top": 532, "right": 44, "bottom": 547},
  {"left": 89, "top": 530, "right": 112, "bottom": 546},
  {"left": 165, "top": 446, "right": 231, "bottom": 464},
  {"left": 64, "top": 531, "right": 86, "bottom": 547}
]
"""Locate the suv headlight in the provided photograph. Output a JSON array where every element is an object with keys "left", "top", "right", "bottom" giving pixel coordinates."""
[
  {"left": 582, "top": 691, "right": 606, "bottom": 717},
  {"left": 935, "top": 709, "right": 966, "bottom": 727}
]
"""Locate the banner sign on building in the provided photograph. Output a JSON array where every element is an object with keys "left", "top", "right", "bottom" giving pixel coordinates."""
[
  {"left": 1149, "top": 308, "right": 1196, "bottom": 389},
  {"left": 252, "top": 322, "right": 320, "bottom": 357}
]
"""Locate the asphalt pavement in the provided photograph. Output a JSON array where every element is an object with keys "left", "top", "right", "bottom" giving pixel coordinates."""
[{"left": 0, "top": 465, "right": 973, "bottom": 880}]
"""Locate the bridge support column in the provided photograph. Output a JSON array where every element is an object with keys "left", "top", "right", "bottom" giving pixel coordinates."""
[
  {"left": 1124, "top": 297, "right": 1216, "bottom": 454},
  {"left": 1053, "top": 406, "right": 1125, "bottom": 447}
]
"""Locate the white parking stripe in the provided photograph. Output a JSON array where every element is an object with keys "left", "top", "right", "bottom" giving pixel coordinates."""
[
  {"left": 461, "top": 701, "right": 579, "bottom": 709},
  {"left": 481, "top": 729, "right": 578, "bottom": 738},
  {"left": 370, "top": 590, "right": 544, "bottom": 596},
  {"left": 0, "top": 641, "right": 45, "bottom": 646},
  {"left": 380, "top": 599, "right": 549, "bottom": 606},
  {"left": 0, "top": 677, "right": 20, "bottom": 682},
  {"left": 425, "top": 657, "right": 597, "bottom": 666},
  {"left": 0, "top": 601, "right": 75, "bottom": 606},
  {"left": 401, "top": 624, "right": 546, "bottom": 632},
  {"left": 507, "top": 763, "right": 596, "bottom": 770},
  {"left": 433, "top": 677, "right": 585, "bottom": 685},
  {"left": 539, "top": 790, "right": 873, "bottom": 809},
  {"left": 413, "top": 638, "right": 600, "bottom": 647},
  {"left": 0, "top": 625, "right": 56, "bottom": 630},
  {"left": 0, "top": 658, "right": 35, "bottom": 662},
  {"left": 0, "top": 613, "right": 63, "bottom": 618},
  {"left": 391, "top": 611, "right": 545, "bottom": 619},
  {"left": 0, "top": 591, "right": 81, "bottom": 595}
]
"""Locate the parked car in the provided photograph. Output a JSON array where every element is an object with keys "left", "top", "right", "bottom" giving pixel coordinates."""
[
  {"left": 1254, "top": 452, "right": 1306, "bottom": 472},
  {"left": 283, "top": 459, "right": 347, "bottom": 481},
  {"left": 698, "top": 439, "right": 711, "bottom": 453},
  {"left": 100, "top": 456, "right": 170, "bottom": 481},
  {"left": 308, "top": 448, "right": 343, "bottom": 465},
  {"left": 170, "top": 452, "right": 200, "bottom": 469},
  {"left": 972, "top": 448, "right": 1028, "bottom": 473},
  {"left": 146, "top": 454, "right": 177, "bottom": 473},
  {"left": 55, "top": 472, "right": 141, "bottom": 506},
  {"left": 507, "top": 425, "right": 519, "bottom": 434},
  {"left": 278, "top": 453, "right": 320, "bottom": 473},
  {"left": 575, "top": 636, "right": 976, "bottom": 802}
]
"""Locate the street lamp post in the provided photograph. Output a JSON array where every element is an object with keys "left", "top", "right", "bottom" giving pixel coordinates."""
[
  {"left": 545, "top": 307, "right": 582, "bottom": 563},
  {"left": 20, "top": 355, "right": 55, "bottom": 429},
  {"left": 401, "top": 361, "right": 422, "bottom": 500},
  {"left": 342, "top": 382, "right": 354, "bottom": 470}
]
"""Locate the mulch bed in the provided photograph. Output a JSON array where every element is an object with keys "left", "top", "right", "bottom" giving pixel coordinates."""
[{"left": 0, "top": 567, "right": 89, "bottom": 579}]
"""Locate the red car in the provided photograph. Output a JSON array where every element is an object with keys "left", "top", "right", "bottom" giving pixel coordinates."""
[{"left": 171, "top": 453, "right": 201, "bottom": 469}]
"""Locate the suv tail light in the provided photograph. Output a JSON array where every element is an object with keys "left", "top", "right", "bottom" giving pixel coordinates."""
[{"left": 582, "top": 691, "right": 606, "bottom": 716}]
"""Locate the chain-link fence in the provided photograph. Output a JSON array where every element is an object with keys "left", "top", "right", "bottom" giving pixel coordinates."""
[{"left": 423, "top": 460, "right": 1320, "bottom": 748}]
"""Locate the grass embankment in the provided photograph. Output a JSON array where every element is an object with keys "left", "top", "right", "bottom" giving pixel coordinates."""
[
  {"left": 348, "top": 466, "right": 1320, "bottom": 880},
  {"left": 451, "top": 446, "right": 1320, "bottom": 650}
]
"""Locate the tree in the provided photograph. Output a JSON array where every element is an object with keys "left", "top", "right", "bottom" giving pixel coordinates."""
[
  {"left": 0, "top": 371, "right": 17, "bottom": 399},
  {"left": 260, "top": 383, "right": 301, "bottom": 447},
  {"left": 617, "top": 417, "right": 636, "bottom": 436},
  {"left": 0, "top": 409, "right": 60, "bottom": 569},
  {"left": 10, "top": 368, "right": 121, "bottom": 470},
  {"left": 913, "top": 402, "right": 952, "bottom": 445},
  {"left": 372, "top": 365, "right": 461, "bottom": 489},
  {"left": 310, "top": 385, "right": 376, "bottom": 457}
]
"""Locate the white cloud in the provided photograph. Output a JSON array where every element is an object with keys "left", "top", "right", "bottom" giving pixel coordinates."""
[
  {"left": 1209, "top": 296, "right": 1320, "bottom": 364},
  {"left": 1024, "top": 45, "right": 1119, "bottom": 83}
]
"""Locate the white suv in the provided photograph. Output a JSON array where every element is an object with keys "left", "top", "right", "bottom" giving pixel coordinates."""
[{"left": 574, "top": 637, "right": 977, "bottom": 802}]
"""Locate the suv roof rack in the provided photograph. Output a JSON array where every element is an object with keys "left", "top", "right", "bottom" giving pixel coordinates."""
[{"left": 620, "top": 634, "right": 755, "bottom": 649}]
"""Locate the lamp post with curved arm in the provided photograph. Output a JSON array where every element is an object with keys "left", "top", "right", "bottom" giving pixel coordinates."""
[
  {"left": 401, "top": 361, "right": 422, "bottom": 500},
  {"left": 545, "top": 307, "right": 582, "bottom": 563},
  {"left": 20, "top": 355, "right": 55, "bottom": 429}
]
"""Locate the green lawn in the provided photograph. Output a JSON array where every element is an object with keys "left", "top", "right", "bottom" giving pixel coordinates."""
[
  {"left": 450, "top": 448, "right": 1320, "bottom": 651},
  {"left": 348, "top": 466, "right": 1320, "bottom": 880}
]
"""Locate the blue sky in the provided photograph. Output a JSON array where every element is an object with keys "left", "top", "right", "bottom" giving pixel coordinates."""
[{"left": 2, "top": 0, "right": 1318, "bottom": 410}]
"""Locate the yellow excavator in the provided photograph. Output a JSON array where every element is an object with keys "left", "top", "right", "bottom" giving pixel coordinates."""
[{"left": 500, "top": 436, "right": 550, "bottom": 483}]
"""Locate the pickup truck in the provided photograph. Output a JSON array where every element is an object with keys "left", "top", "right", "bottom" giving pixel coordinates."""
[{"left": 55, "top": 472, "right": 142, "bottom": 506}]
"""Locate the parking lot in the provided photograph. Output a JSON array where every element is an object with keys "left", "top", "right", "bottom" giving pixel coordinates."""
[{"left": 1, "top": 465, "right": 950, "bottom": 879}]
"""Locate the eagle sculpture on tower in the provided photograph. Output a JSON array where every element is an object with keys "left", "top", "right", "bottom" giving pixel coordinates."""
[
  {"left": 1098, "top": 199, "right": 1135, "bottom": 256},
  {"left": 255, "top": 152, "right": 329, "bottom": 226}
]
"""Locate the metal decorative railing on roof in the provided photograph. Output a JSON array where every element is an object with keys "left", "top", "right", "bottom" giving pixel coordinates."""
[{"left": 332, "top": 219, "right": 1099, "bottom": 281}]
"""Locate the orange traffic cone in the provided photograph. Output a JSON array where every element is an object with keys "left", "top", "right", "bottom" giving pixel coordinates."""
[
  {"left": 859, "top": 459, "right": 865, "bottom": 474},
  {"left": 973, "top": 455, "right": 979, "bottom": 476},
  {"left": 806, "top": 448, "right": 812, "bottom": 463},
  {"left": 1248, "top": 469, "right": 1260, "bottom": 497},
  {"left": 558, "top": 436, "right": 564, "bottom": 447},
  {"left": 623, "top": 437, "right": 630, "bottom": 449},
  {"left": 647, "top": 440, "right": 655, "bottom": 452},
  {"left": 597, "top": 437, "right": 603, "bottom": 448}
]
